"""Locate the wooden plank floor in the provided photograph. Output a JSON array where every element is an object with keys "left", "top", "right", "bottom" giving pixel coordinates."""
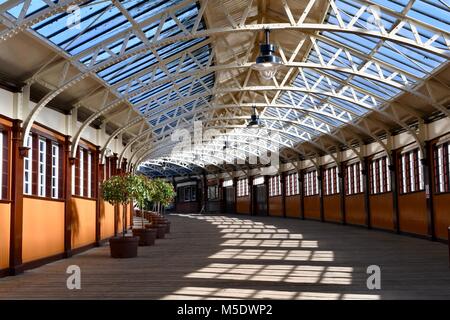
[{"left": 0, "top": 213, "right": 449, "bottom": 300}]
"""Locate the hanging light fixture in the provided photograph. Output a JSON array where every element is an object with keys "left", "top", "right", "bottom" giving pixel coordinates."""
[
  {"left": 251, "top": 29, "right": 282, "bottom": 81},
  {"left": 247, "top": 105, "right": 261, "bottom": 128}
]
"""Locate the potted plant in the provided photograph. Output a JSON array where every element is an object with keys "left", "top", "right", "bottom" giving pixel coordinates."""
[
  {"left": 130, "top": 175, "right": 157, "bottom": 246},
  {"left": 102, "top": 175, "right": 139, "bottom": 258},
  {"left": 144, "top": 179, "right": 175, "bottom": 238}
]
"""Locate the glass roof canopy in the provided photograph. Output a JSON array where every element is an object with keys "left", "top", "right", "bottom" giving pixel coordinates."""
[{"left": 0, "top": 0, "right": 448, "bottom": 177}]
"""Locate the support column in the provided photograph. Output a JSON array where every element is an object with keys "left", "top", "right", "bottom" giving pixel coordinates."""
[
  {"left": 65, "top": 136, "right": 74, "bottom": 258},
  {"left": 264, "top": 175, "right": 270, "bottom": 216},
  {"left": 9, "top": 120, "right": 26, "bottom": 275},
  {"left": 299, "top": 170, "right": 304, "bottom": 220},
  {"left": 362, "top": 157, "right": 371, "bottom": 229},
  {"left": 389, "top": 151, "right": 400, "bottom": 234},
  {"left": 95, "top": 150, "right": 103, "bottom": 246},
  {"left": 422, "top": 141, "right": 435, "bottom": 240},
  {"left": 248, "top": 176, "right": 254, "bottom": 216},
  {"left": 202, "top": 172, "right": 208, "bottom": 213},
  {"left": 318, "top": 166, "right": 324, "bottom": 222},
  {"left": 281, "top": 172, "right": 286, "bottom": 218},
  {"left": 339, "top": 163, "right": 346, "bottom": 225},
  {"left": 232, "top": 177, "right": 238, "bottom": 214}
]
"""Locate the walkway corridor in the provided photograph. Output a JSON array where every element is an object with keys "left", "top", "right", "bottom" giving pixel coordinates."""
[{"left": 0, "top": 214, "right": 449, "bottom": 300}]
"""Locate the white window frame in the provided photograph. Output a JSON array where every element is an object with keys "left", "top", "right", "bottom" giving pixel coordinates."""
[
  {"left": 51, "top": 144, "right": 59, "bottom": 199},
  {"left": 79, "top": 149, "right": 84, "bottom": 197},
  {"left": 38, "top": 138, "right": 46, "bottom": 197},
  {"left": 87, "top": 152, "right": 92, "bottom": 198},
  {"left": 24, "top": 135, "right": 32, "bottom": 195}
]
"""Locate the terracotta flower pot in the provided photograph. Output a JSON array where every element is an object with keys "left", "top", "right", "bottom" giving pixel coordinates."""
[
  {"left": 132, "top": 228, "right": 157, "bottom": 246},
  {"left": 109, "top": 236, "right": 139, "bottom": 258}
]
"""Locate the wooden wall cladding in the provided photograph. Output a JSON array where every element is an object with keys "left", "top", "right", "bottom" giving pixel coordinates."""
[
  {"left": 304, "top": 196, "right": 320, "bottom": 220},
  {"left": 398, "top": 192, "right": 428, "bottom": 236},
  {"left": 286, "top": 195, "right": 301, "bottom": 218},
  {"left": 323, "top": 195, "right": 340, "bottom": 223},
  {"left": 22, "top": 198, "right": 65, "bottom": 263},
  {"left": 370, "top": 192, "right": 395, "bottom": 231},
  {"left": 0, "top": 203, "right": 10, "bottom": 269},
  {"left": 71, "top": 198, "right": 96, "bottom": 249},
  {"left": 269, "top": 196, "right": 283, "bottom": 217},
  {"left": 236, "top": 196, "right": 251, "bottom": 214},
  {"left": 432, "top": 193, "right": 450, "bottom": 240},
  {"left": 345, "top": 194, "right": 366, "bottom": 226},
  {"left": 175, "top": 201, "right": 200, "bottom": 213}
]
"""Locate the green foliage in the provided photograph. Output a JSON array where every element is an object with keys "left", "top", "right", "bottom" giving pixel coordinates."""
[
  {"left": 150, "top": 179, "right": 176, "bottom": 208},
  {"left": 101, "top": 175, "right": 131, "bottom": 206}
]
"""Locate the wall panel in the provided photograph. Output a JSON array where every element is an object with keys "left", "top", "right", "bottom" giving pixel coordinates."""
[
  {"left": 345, "top": 194, "right": 365, "bottom": 226},
  {"left": 101, "top": 201, "right": 115, "bottom": 240},
  {"left": 71, "top": 197, "right": 96, "bottom": 249},
  {"left": 370, "top": 193, "right": 394, "bottom": 230},
  {"left": 22, "top": 198, "right": 64, "bottom": 263},
  {"left": 323, "top": 195, "right": 340, "bottom": 222},
  {"left": 0, "top": 203, "right": 10, "bottom": 270},
  {"left": 285, "top": 195, "right": 300, "bottom": 218},
  {"left": 304, "top": 196, "right": 320, "bottom": 220},
  {"left": 268, "top": 196, "right": 283, "bottom": 217},
  {"left": 398, "top": 192, "right": 428, "bottom": 236},
  {"left": 236, "top": 196, "right": 250, "bottom": 214},
  {"left": 433, "top": 193, "right": 450, "bottom": 240}
]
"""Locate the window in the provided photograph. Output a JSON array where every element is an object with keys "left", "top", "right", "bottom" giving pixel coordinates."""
[
  {"left": 237, "top": 179, "right": 249, "bottom": 197},
  {"left": 51, "top": 144, "right": 59, "bottom": 199},
  {"left": 38, "top": 138, "right": 46, "bottom": 197},
  {"left": 345, "top": 162, "right": 364, "bottom": 195},
  {"left": 269, "top": 175, "right": 281, "bottom": 197},
  {"left": 208, "top": 185, "right": 219, "bottom": 200},
  {"left": 286, "top": 172, "right": 299, "bottom": 196},
  {"left": 178, "top": 185, "right": 197, "bottom": 202},
  {"left": 304, "top": 170, "right": 319, "bottom": 196},
  {"left": 79, "top": 148, "right": 84, "bottom": 197},
  {"left": 399, "top": 149, "right": 424, "bottom": 194},
  {"left": 0, "top": 130, "right": 7, "bottom": 200},
  {"left": 324, "top": 167, "right": 339, "bottom": 195},
  {"left": 87, "top": 152, "right": 92, "bottom": 198},
  {"left": 434, "top": 143, "right": 450, "bottom": 193},
  {"left": 24, "top": 135, "right": 32, "bottom": 195},
  {"left": 369, "top": 156, "right": 391, "bottom": 194}
]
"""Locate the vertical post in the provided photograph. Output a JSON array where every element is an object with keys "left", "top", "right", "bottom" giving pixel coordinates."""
[
  {"left": 65, "top": 136, "right": 74, "bottom": 258},
  {"left": 448, "top": 227, "right": 450, "bottom": 267},
  {"left": 233, "top": 177, "right": 238, "bottom": 214},
  {"left": 264, "top": 175, "right": 270, "bottom": 216},
  {"left": 299, "top": 169, "right": 304, "bottom": 220},
  {"left": 202, "top": 172, "right": 208, "bottom": 213},
  {"left": 9, "top": 120, "right": 25, "bottom": 275},
  {"left": 281, "top": 172, "right": 286, "bottom": 218},
  {"left": 339, "top": 163, "right": 346, "bottom": 225},
  {"left": 363, "top": 157, "right": 371, "bottom": 229},
  {"left": 422, "top": 141, "right": 435, "bottom": 240},
  {"left": 95, "top": 149, "right": 102, "bottom": 246},
  {"left": 318, "top": 166, "right": 324, "bottom": 222},
  {"left": 248, "top": 176, "right": 254, "bottom": 216},
  {"left": 389, "top": 151, "right": 400, "bottom": 233}
]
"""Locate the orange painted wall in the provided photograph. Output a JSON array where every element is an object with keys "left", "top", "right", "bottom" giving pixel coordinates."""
[
  {"left": 286, "top": 195, "right": 301, "bottom": 218},
  {"left": 323, "top": 195, "right": 340, "bottom": 222},
  {"left": 0, "top": 203, "right": 10, "bottom": 270},
  {"left": 345, "top": 194, "right": 365, "bottom": 226},
  {"left": 236, "top": 196, "right": 250, "bottom": 214},
  {"left": 269, "top": 196, "right": 283, "bottom": 217},
  {"left": 433, "top": 193, "right": 450, "bottom": 240},
  {"left": 22, "top": 197, "right": 64, "bottom": 263},
  {"left": 370, "top": 193, "right": 394, "bottom": 231},
  {"left": 71, "top": 198, "right": 96, "bottom": 249},
  {"left": 304, "top": 196, "right": 320, "bottom": 220},
  {"left": 101, "top": 201, "right": 115, "bottom": 239},
  {"left": 398, "top": 192, "right": 428, "bottom": 236}
]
